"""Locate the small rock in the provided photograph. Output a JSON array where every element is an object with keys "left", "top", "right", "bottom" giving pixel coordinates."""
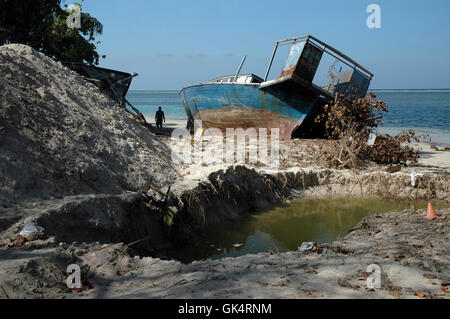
[
  {"left": 25, "top": 233, "right": 40, "bottom": 241},
  {"left": 388, "top": 290, "right": 402, "bottom": 297}
]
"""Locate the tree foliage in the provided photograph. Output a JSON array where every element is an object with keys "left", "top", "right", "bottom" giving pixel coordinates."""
[{"left": 0, "top": 0, "right": 104, "bottom": 64}]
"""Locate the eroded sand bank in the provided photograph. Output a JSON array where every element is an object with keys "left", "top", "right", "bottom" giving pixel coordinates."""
[{"left": 0, "top": 160, "right": 448, "bottom": 299}]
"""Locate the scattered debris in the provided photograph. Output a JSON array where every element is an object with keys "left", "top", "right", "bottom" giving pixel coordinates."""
[
  {"left": 412, "top": 291, "right": 425, "bottom": 298},
  {"left": 73, "top": 281, "right": 92, "bottom": 293},
  {"left": 367, "top": 133, "right": 377, "bottom": 146},
  {"left": 298, "top": 242, "right": 318, "bottom": 253},
  {"left": 19, "top": 224, "right": 44, "bottom": 238},
  {"left": 411, "top": 171, "right": 424, "bottom": 187},
  {"left": 0, "top": 285, "right": 9, "bottom": 299},
  {"left": 357, "top": 272, "right": 372, "bottom": 280},
  {"left": 386, "top": 165, "right": 402, "bottom": 173},
  {"left": 7, "top": 235, "right": 27, "bottom": 248},
  {"left": 314, "top": 93, "right": 420, "bottom": 169},
  {"left": 388, "top": 290, "right": 402, "bottom": 297}
]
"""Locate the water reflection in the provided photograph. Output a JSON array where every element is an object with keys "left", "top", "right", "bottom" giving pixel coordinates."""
[{"left": 166, "top": 197, "right": 449, "bottom": 263}]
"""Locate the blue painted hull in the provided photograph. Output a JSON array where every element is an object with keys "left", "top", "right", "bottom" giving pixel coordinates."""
[{"left": 180, "top": 83, "right": 321, "bottom": 140}]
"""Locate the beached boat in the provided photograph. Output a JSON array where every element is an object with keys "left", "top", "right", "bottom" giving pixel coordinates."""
[
  {"left": 62, "top": 62, "right": 138, "bottom": 107},
  {"left": 180, "top": 35, "right": 373, "bottom": 140},
  {"left": 62, "top": 62, "right": 149, "bottom": 123}
]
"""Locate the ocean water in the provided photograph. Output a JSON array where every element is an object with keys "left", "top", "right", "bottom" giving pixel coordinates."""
[
  {"left": 126, "top": 90, "right": 186, "bottom": 120},
  {"left": 374, "top": 89, "right": 450, "bottom": 145},
  {"left": 126, "top": 89, "right": 450, "bottom": 144}
]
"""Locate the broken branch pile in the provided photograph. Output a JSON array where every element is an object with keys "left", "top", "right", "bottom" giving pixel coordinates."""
[{"left": 314, "top": 93, "right": 420, "bottom": 169}]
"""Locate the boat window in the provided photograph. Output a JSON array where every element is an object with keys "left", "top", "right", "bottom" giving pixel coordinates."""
[
  {"left": 236, "top": 76, "right": 248, "bottom": 84},
  {"left": 263, "top": 36, "right": 372, "bottom": 97},
  {"left": 210, "top": 75, "right": 263, "bottom": 84},
  {"left": 250, "top": 76, "right": 262, "bottom": 84}
]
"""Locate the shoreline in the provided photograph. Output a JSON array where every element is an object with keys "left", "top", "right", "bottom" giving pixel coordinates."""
[
  {"left": 145, "top": 117, "right": 450, "bottom": 146},
  {"left": 148, "top": 118, "right": 450, "bottom": 170}
]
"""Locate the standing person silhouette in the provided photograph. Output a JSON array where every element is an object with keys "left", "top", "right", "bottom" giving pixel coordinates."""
[{"left": 155, "top": 106, "right": 165, "bottom": 130}]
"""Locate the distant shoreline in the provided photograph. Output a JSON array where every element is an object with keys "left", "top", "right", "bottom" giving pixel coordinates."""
[{"left": 372, "top": 89, "right": 450, "bottom": 92}]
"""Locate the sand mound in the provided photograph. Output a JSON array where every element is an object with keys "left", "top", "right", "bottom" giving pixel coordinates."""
[{"left": 0, "top": 44, "right": 179, "bottom": 208}]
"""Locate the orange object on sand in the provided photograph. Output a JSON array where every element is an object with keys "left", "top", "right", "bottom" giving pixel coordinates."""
[{"left": 426, "top": 202, "right": 438, "bottom": 219}]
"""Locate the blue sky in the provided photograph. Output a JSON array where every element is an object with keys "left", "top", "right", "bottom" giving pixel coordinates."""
[{"left": 77, "top": 0, "right": 450, "bottom": 90}]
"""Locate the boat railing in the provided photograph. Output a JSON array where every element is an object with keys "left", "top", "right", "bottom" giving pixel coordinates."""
[
  {"left": 263, "top": 35, "right": 373, "bottom": 97},
  {"left": 273, "top": 35, "right": 373, "bottom": 79}
]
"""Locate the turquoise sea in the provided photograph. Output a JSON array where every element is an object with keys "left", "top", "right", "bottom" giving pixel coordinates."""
[
  {"left": 126, "top": 89, "right": 450, "bottom": 145},
  {"left": 126, "top": 90, "right": 186, "bottom": 120}
]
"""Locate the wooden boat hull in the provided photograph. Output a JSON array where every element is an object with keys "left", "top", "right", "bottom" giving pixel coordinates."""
[
  {"left": 180, "top": 83, "right": 321, "bottom": 140},
  {"left": 62, "top": 62, "right": 134, "bottom": 106}
]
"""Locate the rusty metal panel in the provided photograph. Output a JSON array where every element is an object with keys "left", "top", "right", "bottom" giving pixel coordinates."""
[
  {"left": 295, "top": 42, "right": 323, "bottom": 83},
  {"left": 280, "top": 40, "right": 323, "bottom": 83},
  {"left": 281, "top": 40, "right": 306, "bottom": 78},
  {"left": 334, "top": 69, "right": 370, "bottom": 97},
  {"left": 348, "top": 70, "right": 370, "bottom": 96}
]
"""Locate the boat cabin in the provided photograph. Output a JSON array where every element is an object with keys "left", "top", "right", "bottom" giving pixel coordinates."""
[
  {"left": 210, "top": 74, "right": 263, "bottom": 84},
  {"left": 261, "top": 35, "right": 373, "bottom": 98},
  {"left": 204, "top": 36, "right": 372, "bottom": 100}
]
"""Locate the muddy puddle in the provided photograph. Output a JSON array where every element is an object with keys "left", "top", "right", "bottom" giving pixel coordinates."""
[{"left": 165, "top": 197, "right": 450, "bottom": 263}]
